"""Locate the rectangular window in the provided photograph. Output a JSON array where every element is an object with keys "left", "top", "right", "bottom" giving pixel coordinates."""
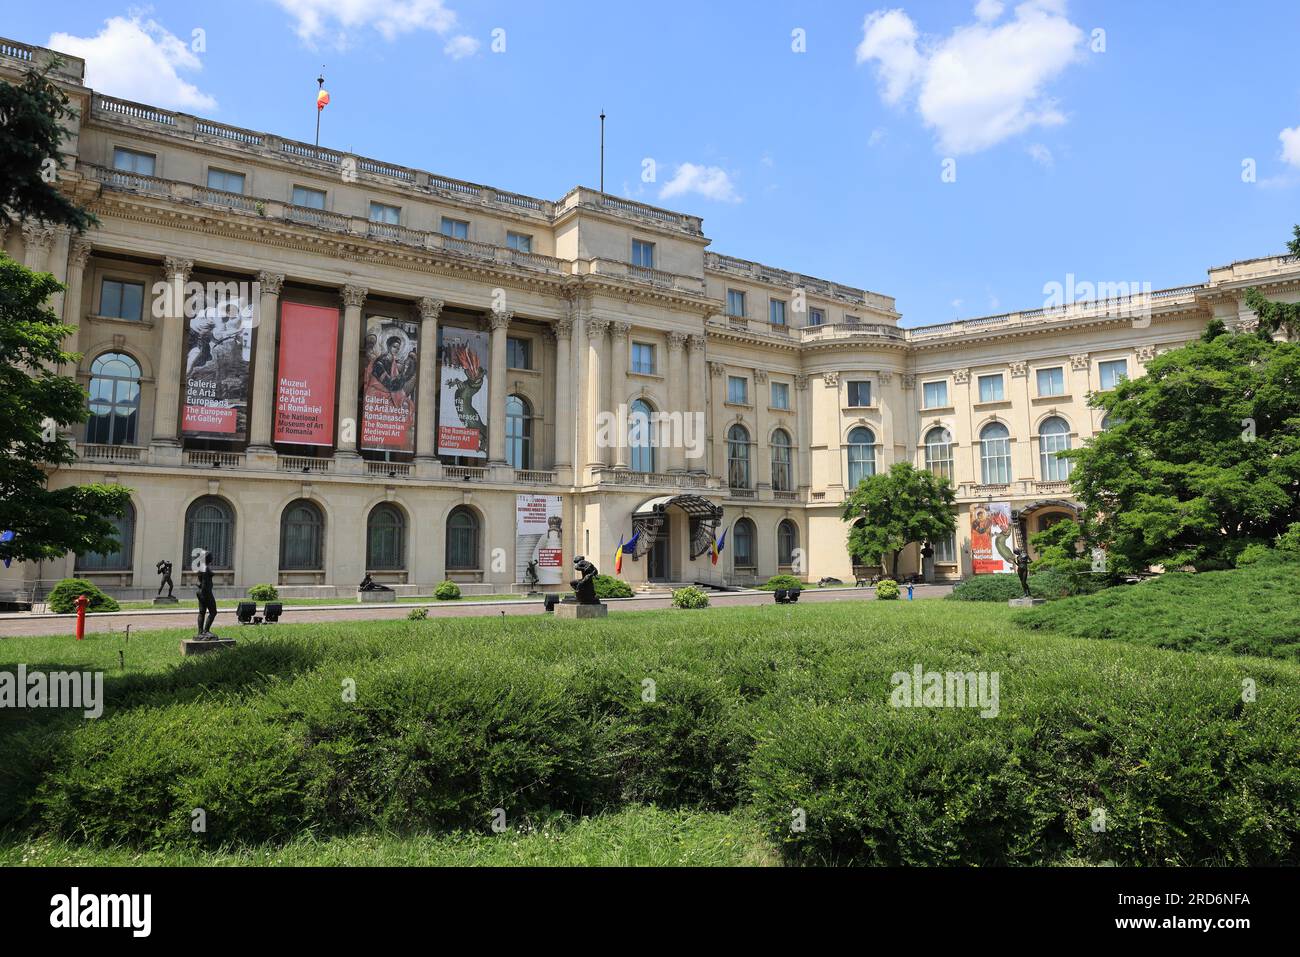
[
  {"left": 808, "top": 307, "right": 825, "bottom": 326},
  {"left": 440, "top": 217, "right": 470, "bottom": 239},
  {"left": 292, "top": 185, "right": 327, "bottom": 209},
  {"left": 847, "top": 380, "right": 872, "bottom": 407},
  {"left": 1099, "top": 358, "right": 1128, "bottom": 390},
  {"left": 769, "top": 299, "right": 787, "bottom": 326},
  {"left": 1037, "top": 366, "right": 1066, "bottom": 397},
  {"left": 112, "top": 148, "right": 155, "bottom": 175},
  {"left": 923, "top": 380, "right": 949, "bottom": 408},
  {"left": 770, "top": 381, "right": 790, "bottom": 410},
  {"left": 727, "top": 289, "right": 746, "bottom": 318},
  {"left": 631, "top": 239, "right": 655, "bottom": 268},
  {"left": 206, "top": 168, "right": 245, "bottom": 193},
  {"left": 727, "top": 376, "right": 748, "bottom": 405},
  {"left": 506, "top": 232, "right": 532, "bottom": 252},
  {"left": 978, "top": 374, "right": 1005, "bottom": 402},
  {"left": 506, "top": 336, "right": 531, "bottom": 370},
  {"left": 631, "top": 342, "right": 656, "bottom": 375},
  {"left": 99, "top": 279, "right": 144, "bottom": 321},
  {"left": 934, "top": 532, "right": 956, "bottom": 564},
  {"left": 368, "top": 202, "right": 401, "bottom": 224}
]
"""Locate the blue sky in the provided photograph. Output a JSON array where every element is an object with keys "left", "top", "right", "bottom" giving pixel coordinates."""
[{"left": 13, "top": 0, "right": 1300, "bottom": 326}]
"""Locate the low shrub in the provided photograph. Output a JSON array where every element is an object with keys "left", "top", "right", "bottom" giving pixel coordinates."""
[
  {"left": 434, "top": 580, "right": 461, "bottom": 601},
  {"left": 45, "top": 579, "right": 119, "bottom": 614},
  {"left": 946, "top": 571, "right": 1106, "bottom": 602},
  {"left": 758, "top": 574, "right": 803, "bottom": 591},
  {"left": 593, "top": 575, "right": 633, "bottom": 599},
  {"left": 875, "top": 579, "right": 900, "bottom": 600},
  {"left": 671, "top": 586, "right": 710, "bottom": 609},
  {"left": 407, "top": 607, "right": 428, "bottom": 621},
  {"left": 248, "top": 583, "right": 279, "bottom": 602}
]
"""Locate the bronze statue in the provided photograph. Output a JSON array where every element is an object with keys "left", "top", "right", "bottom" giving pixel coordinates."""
[
  {"left": 156, "top": 559, "right": 174, "bottom": 598},
  {"left": 359, "top": 573, "right": 393, "bottom": 593},
  {"left": 195, "top": 551, "right": 218, "bottom": 637},
  {"left": 1014, "top": 548, "right": 1031, "bottom": 598},
  {"left": 525, "top": 559, "right": 540, "bottom": 589},
  {"left": 570, "top": 555, "right": 600, "bottom": 604}
]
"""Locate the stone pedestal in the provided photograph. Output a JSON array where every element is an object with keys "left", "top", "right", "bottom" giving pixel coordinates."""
[
  {"left": 154, "top": 596, "right": 179, "bottom": 605},
  {"left": 555, "top": 602, "right": 608, "bottom": 620},
  {"left": 358, "top": 590, "right": 397, "bottom": 603},
  {"left": 1008, "top": 597, "right": 1046, "bottom": 607},
  {"left": 181, "top": 637, "right": 237, "bottom": 656}
]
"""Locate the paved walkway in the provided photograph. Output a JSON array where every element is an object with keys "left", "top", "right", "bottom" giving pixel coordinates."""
[{"left": 0, "top": 585, "right": 953, "bottom": 638}]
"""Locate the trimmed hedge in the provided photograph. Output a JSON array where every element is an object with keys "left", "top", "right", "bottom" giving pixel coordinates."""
[
  {"left": 875, "top": 579, "right": 900, "bottom": 600},
  {"left": 434, "top": 580, "right": 461, "bottom": 601},
  {"left": 671, "top": 586, "right": 710, "bottom": 609},
  {"left": 45, "top": 578, "right": 119, "bottom": 614},
  {"left": 757, "top": 574, "right": 803, "bottom": 591},
  {"left": 248, "top": 584, "right": 279, "bottom": 602},
  {"left": 945, "top": 571, "right": 1106, "bottom": 602},
  {"left": 593, "top": 575, "right": 633, "bottom": 599}
]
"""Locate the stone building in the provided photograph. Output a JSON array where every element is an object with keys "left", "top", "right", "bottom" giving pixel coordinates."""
[{"left": 2, "top": 37, "right": 1295, "bottom": 599}]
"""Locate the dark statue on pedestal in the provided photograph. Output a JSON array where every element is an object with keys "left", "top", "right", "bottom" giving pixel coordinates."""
[
  {"left": 359, "top": 573, "right": 394, "bottom": 592},
  {"left": 1014, "top": 548, "right": 1031, "bottom": 598},
  {"left": 569, "top": 555, "right": 600, "bottom": 604},
  {"left": 156, "top": 559, "right": 174, "bottom": 598},
  {"left": 525, "top": 559, "right": 540, "bottom": 590},
  {"left": 195, "top": 552, "right": 218, "bottom": 638}
]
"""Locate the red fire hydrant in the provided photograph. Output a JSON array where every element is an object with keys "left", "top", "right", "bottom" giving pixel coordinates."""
[{"left": 74, "top": 593, "right": 89, "bottom": 641}]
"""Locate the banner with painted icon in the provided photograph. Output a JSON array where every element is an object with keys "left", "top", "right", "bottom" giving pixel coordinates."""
[
  {"left": 516, "top": 494, "right": 563, "bottom": 585},
  {"left": 361, "top": 315, "right": 419, "bottom": 453},
  {"left": 437, "top": 327, "right": 489, "bottom": 458},
  {"left": 970, "top": 501, "right": 1015, "bottom": 574},
  {"left": 273, "top": 302, "right": 339, "bottom": 446},
  {"left": 181, "top": 292, "right": 253, "bottom": 439}
]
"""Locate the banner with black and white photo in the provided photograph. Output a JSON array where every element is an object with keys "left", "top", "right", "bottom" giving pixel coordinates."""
[{"left": 181, "top": 293, "right": 253, "bottom": 440}]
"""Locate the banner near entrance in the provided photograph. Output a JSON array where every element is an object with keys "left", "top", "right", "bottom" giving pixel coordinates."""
[
  {"left": 182, "top": 294, "right": 253, "bottom": 439},
  {"left": 438, "top": 327, "right": 489, "bottom": 458},
  {"left": 971, "top": 501, "right": 1015, "bottom": 574},
  {"left": 274, "top": 302, "right": 339, "bottom": 446},
  {"left": 361, "top": 315, "right": 419, "bottom": 453},
  {"left": 516, "top": 494, "right": 563, "bottom": 585}
]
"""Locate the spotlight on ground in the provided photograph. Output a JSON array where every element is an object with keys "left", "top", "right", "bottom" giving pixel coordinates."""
[{"left": 774, "top": 588, "right": 802, "bottom": 605}]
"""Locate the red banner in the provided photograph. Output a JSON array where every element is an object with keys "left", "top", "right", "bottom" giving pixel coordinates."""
[{"left": 273, "top": 302, "right": 339, "bottom": 447}]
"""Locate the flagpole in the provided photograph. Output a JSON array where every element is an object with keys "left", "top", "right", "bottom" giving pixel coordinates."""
[
  {"left": 315, "top": 72, "right": 324, "bottom": 147},
  {"left": 599, "top": 109, "right": 605, "bottom": 194}
]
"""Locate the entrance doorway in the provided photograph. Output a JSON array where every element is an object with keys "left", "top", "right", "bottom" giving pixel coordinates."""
[{"left": 648, "top": 530, "right": 670, "bottom": 582}]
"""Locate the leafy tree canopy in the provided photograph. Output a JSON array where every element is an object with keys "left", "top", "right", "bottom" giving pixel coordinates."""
[{"left": 840, "top": 461, "right": 956, "bottom": 579}]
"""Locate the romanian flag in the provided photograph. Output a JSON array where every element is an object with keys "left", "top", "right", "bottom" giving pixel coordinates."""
[
  {"left": 710, "top": 527, "right": 727, "bottom": 566},
  {"left": 316, "top": 88, "right": 330, "bottom": 111},
  {"left": 614, "top": 528, "right": 640, "bottom": 575}
]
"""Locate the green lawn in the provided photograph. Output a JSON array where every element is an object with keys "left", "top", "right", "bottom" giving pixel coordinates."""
[
  {"left": 112, "top": 593, "right": 538, "bottom": 611},
  {"left": 2, "top": 599, "right": 1297, "bottom": 866}
]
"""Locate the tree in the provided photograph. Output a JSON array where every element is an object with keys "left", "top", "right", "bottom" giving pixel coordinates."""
[
  {"left": 0, "top": 62, "right": 128, "bottom": 566},
  {"left": 1066, "top": 324, "right": 1300, "bottom": 573},
  {"left": 841, "top": 462, "right": 956, "bottom": 579},
  {"left": 1243, "top": 225, "right": 1300, "bottom": 339},
  {"left": 0, "top": 59, "right": 95, "bottom": 232}
]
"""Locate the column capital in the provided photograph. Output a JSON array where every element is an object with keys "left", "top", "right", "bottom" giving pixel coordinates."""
[
  {"left": 256, "top": 271, "right": 285, "bottom": 297},
  {"left": 588, "top": 317, "right": 611, "bottom": 337},
  {"left": 163, "top": 256, "right": 194, "bottom": 282},
  {"left": 1070, "top": 353, "right": 1090, "bottom": 371},
  {"left": 900, "top": 373, "right": 916, "bottom": 389},
  {"left": 418, "top": 296, "right": 444, "bottom": 321},
  {"left": 687, "top": 333, "right": 707, "bottom": 353},
  {"left": 708, "top": 361, "right": 726, "bottom": 378},
  {"left": 70, "top": 237, "right": 94, "bottom": 268},
  {"left": 1135, "top": 345, "right": 1156, "bottom": 363},
  {"left": 667, "top": 331, "right": 688, "bottom": 351},
  {"left": 341, "top": 284, "right": 368, "bottom": 308},
  {"left": 754, "top": 368, "right": 769, "bottom": 383},
  {"left": 22, "top": 221, "right": 53, "bottom": 248},
  {"left": 794, "top": 374, "right": 810, "bottom": 391},
  {"left": 489, "top": 308, "right": 513, "bottom": 331},
  {"left": 609, "top": 320, "right": 630, "bottom": 342},
  {"left": 1009, "top": 361, "right": 1028, "bottom": 378},
  {"left": 952, "top": 368, "right": 970, "bottom": 384},
  {"left": 822, "top": 372, "right": 839, "bottom": 388},
  {"left": 553, "top": 316, "right": 574, "bottom": 340}
]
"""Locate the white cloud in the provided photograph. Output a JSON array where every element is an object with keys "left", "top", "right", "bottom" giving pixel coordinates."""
[
  {"left": 868, "top": 127, "right": 887, "bottom": 147},
  {"left": 1280, "top": 125, "right": 1300, "bottom": 168},
  {"left": 273, "top": 0, "right": 457, "bottom": 46},
  {"left": 49, "top": 16, "right": 217, "bottom": 112},
  {"left": 659, "top": 163, "right": 742, "bottom": 204},
  {"left": 443, "top": 35, "right": 480, "bottom": 59},
  {"left": 856, "top": 0, "right": 1085, "bottom": 155},
  {"left": 1027, "top": 142, "right": 1053, "bottom": 166}
]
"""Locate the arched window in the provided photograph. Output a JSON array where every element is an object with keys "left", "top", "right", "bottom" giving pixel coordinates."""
[
  {"left": 86, "top": 352, "right": 142, "bottom": 446},
  {"left": 184, "top": 495, "right": 235, "bottom": 570},
  {"left": 770, "top": 429, "right": 793, "bottom": 492},
  {"left": 280, "top": 499, "right": 324, "bottom": 570},
  {"left": 366, "top": 503, "right": 406, "bottom": 571},
  {"left": 733, "top": 518, "right": 756, "bottom": 568},
  {"left": 1038, "top": 416, "right": 1073, "bottom": 481},
  {"left": 979, "top": 422, "right": 1012, "bottom": 485},
  {"left": 923, "top": 426, "right": 953, "bottom": 482},
  {"left": 446, "top": 506, "right": 480, "bottom": 570},
  {"left": 727, "top": 424, "right": 751, "bottom": 489},
  {"left": 847, "top": 427, "right": 876, "bottom": 487},
  {"left": 629, "top": 398, "right": 656, "bottom": 473},
  {"left": 76, "top": 501, "right": 136, "bottom": 572},
  {"left": 505, "top": 394, "right": 532, "bottom": 470},
  {"left": 777, "top": 519, "right": 798, "bottom": 567}
]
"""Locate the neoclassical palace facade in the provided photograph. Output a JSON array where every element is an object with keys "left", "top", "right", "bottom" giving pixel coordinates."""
[{"left": 3, "top": 38, "right": 1297, "bottom": 599}]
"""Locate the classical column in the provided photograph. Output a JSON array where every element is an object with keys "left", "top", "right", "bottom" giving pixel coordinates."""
[
  {"left": 609, "top": 321, "right": 630, "bottom": 469},
  {"left": 488, "top": 308, "right": 512, "bottom": 465},
  {"left": 247, "top": 271, "right": 285, "bottom": 451},
  {"left": 45, "top": 226, "right": 71, "bottom": 319},
  {"left": 336, "top": 284, "right": 367, "bottom": 456},
  {"left": 415, "top": 297, "right": 443, "bottom": 462},
  {"left": 22, "top": 222, "right": 53, "bottom": 272},
  {"left": 586, "top": 317, "right": 610, "bottom": 469},
  {"left": 709, "top": 361, "right": 727, "bottom": 480},
  {"left": 754, "top": 369, "right": 770, "bottom": 489},
  {"left": 686, "top": 334, "right": 708, "bottom": 473},
  {"left": 151, "top": 257, "right": 194, "bottom": 448},
  {"left": 666, "top": 332, "right": 688, "bottom": 473},
  {"left": 62, "top": 237, "right": 93, "bottom": 359},
  {"left": 552, "top": 315, "right": 574, "bottom": 470},
  {"left": 794, "top": 374, "right": 811, "bottom": 489}
]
